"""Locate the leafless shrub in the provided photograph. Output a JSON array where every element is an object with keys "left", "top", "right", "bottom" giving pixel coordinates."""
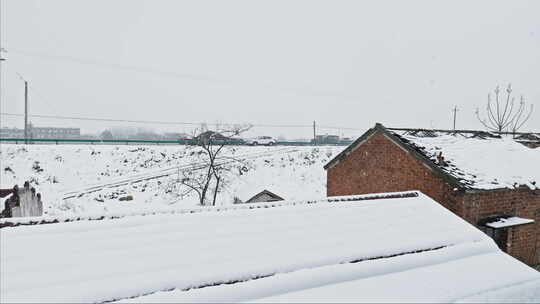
[
  {"left": 475, "top": 84, "right": 534, "bottom": 133},
  {"left": 180, "top": 124, "right": 252, "bottom": 206}
]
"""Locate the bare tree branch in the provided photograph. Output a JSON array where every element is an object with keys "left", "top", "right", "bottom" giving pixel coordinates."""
[
  {"left": 178, "top": 124, "right": 252, "bottom": 206},
  {"left": 476, "top": 84, "right": 534, "bottom": 133},
  {"left": 494, "top": 85, "right": 501, "bottom": 125},
  {"left": 500, "top": 84, "right": 512, "bottom": 125}
]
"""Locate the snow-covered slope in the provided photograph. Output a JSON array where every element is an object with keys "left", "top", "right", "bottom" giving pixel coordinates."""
[
  {"left": 0, "top": 144, "right": 342, "bottom": 216},
  {"left": 1, "top": 192, "right": 539, "bottom": 303}
]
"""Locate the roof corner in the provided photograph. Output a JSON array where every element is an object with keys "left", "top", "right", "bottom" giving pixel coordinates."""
[{"left": 324, "top": 124, "right": 385, "bottom": 170}]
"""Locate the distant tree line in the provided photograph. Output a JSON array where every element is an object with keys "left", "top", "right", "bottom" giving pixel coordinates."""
[{"left": 99, "top": 127, "right": 189, "bottom": 141}]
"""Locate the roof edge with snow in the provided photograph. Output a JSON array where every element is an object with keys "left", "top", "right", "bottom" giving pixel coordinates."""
[{"left": 325, "top": 123, "right": 540, "bottom": 191}]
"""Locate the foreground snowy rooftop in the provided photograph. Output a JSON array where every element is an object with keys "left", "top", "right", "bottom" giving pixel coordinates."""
[
  {"left": 392, "top": 131, "right": 540, "bottom": 190},
  {"left": 1, "top": 192, "right": 539, "bottom": 303}
]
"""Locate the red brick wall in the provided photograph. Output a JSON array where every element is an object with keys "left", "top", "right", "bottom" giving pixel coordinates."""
[
  {"left": 327, "top": 131, "right": 460, "bottom": 213},
  {"left": 460, "top": 190, "right": 540, "bottom": 266},
  {"left": 326, "top": 130, "right": 540, "bottom": 266}
]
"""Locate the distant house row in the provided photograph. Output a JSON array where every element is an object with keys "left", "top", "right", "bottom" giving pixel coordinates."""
[{"left": 0, "top": 124, "right": 80, "bottom": 139}]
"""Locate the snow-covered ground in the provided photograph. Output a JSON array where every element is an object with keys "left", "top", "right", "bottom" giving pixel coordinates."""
[
  {"left": 1, "top": 192, "right": 539, "bottom": 303},
  {"left": 0, "top": 144, "right": 342, "bottom": 217}
]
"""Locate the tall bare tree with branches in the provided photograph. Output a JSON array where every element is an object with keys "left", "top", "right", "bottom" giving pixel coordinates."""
[
  {"left": 179, "top": 123, "right": 252, "bottom": 206},
  {"left": 475, "top": 84, "right": 534, "bottom": 133}
]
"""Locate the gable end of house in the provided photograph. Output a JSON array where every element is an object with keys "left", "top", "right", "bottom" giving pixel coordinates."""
[{"left": 325, "top": 123, "right": 464, "bottom": 190}]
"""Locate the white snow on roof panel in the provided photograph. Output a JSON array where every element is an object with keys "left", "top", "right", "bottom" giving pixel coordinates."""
[
  {"left": 120, "top": 244, "right": 540, "bottom": 303},
  {"left": 252, "top": 252, "right": 540, "bottom": 303},
  {"left": 2, "top": 192, "right": 539, "bottom": 303},
  {"left": 396, "top": 133, "right": 540, "bottom": 190},
  {"left": 485, "top": 216, "right": 535, "bottom": 229}
]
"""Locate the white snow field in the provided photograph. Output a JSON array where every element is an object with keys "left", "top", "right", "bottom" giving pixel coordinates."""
[
  {"left": 0, "top": 144, "right": 342, "bottom": 217},
  {"left": 1, "top": 192, "right": 539, "bottom": 303}
]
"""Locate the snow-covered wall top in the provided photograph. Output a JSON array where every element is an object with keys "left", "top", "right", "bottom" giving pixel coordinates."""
[{"left": 393, "top": 131, "right": 540, "bottom": 190}]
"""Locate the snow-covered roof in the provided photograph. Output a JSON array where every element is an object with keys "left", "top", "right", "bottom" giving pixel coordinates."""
[
  {"left": 392, "top": 130, "right": 540, "bottom": 190},
  {"left": 2, "top": 192, "right": 539, "bottom": 303},
  {"left": 485, "top": 216, "right": 535, "bottom": 229},
  {"left": 325, "top": 124, "right": 539, "bottom": 190}
]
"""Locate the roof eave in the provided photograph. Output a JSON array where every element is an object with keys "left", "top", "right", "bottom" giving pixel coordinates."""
[{"left": 464, "top": 185, "right": 540, "bottom": 194}]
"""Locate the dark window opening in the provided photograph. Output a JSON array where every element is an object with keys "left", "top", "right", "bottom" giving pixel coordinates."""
[{"left": 478, "top": 225, "right": 508, "bottom": 251}]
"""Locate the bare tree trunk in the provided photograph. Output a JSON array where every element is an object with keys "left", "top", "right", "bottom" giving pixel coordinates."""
[
  {"left": 200, "top": 165, "right": 213, "bottom": 205},
  {"left": 212, "top": 176, "right": 220, "bottom": 206}
]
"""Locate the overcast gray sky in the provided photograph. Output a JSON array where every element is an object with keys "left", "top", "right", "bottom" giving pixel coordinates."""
[{"left": 1, "top": 0, "right": 539, "bottom": 138}]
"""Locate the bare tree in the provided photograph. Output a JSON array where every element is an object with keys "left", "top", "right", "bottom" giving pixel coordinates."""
[
  {"left": 475, "top": 84, "right": 534, "bottom": 133},
  {"left": 180, "top": 124, "right": 252, "bottom": 206}
]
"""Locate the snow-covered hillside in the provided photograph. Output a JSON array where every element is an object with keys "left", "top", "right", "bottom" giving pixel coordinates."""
[{"left": 0, "top": 144, "right": 343, "bottom": 217}]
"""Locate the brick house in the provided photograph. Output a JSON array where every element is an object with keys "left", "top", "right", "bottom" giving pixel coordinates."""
[{"left": 324, "top": 123, "right": 540, "bottom": 267}]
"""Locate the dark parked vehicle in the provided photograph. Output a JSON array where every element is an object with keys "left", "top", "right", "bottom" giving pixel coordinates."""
[{"left": 194, "top": 131, "right": 245, "bottom": 145}]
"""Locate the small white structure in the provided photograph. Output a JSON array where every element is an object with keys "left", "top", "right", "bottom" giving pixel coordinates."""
[
  {"left": 1, "top": 183, "right": 43, "bottom": 218},
  {"left": 11, "top": 187, "right": 43, "bottom": 217}
]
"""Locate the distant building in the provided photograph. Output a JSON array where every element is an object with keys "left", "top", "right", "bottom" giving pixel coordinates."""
[
  {"left": 79, "top": 134, "right": 99, "bottom": 140},
  {"left": 312, "top": 134, "right": 342, "bottom": 144},
  {"left": 0, "top": 127, "right": 24, "bottom": 138},
  {"left": 0, "top": 124, "right": 81, "bottom": 139},
  {"left": 30, "top": 125, "right": 80, "bottom": 139}
]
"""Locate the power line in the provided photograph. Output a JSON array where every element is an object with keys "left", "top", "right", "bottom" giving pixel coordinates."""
[
  {"left": 8, "top": 48, "right": 216, "bottom": 83},
  {"left": 0, "top": 0, "right": 5, "bottom": 133},
  {"left": 0, "top": 112, "right": 363, "bottom": 131},
  {"left": 0, "top": 113, "right": 202, "bottom": 126},
  {"left": 7, "top": 48, "right": 364, "bottom": 101},
  {"left": 319, "top": 125, "right": 363, "bottom": 131},
  {"left": 13, "top": 70, "right": 62, "bottom": 115},
  {"left": 3, "top": 70, "right": 363, "bottom": 132}
]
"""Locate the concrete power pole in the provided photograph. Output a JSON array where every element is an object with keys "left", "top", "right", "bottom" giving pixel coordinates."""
[
  {"left": 0, "top": 0, "right": 4, "bottom": 132},
  {"left": 313, "top": 121, "right": 316, "bottom": 143},
  {"left": 24, "top": 81, "right": 28, "bottom": 143},
  {"left": 452, "top": 106, "right": 459, "bottom": 131}
]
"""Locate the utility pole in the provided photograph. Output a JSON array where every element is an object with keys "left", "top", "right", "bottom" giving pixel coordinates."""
[
  {"left": 0, "top": 0, "right": 5, "bottom": 133},
  {"left": 452, "top": 106, "right": 458, "bottom": 131},
  {"left": 24, "top": 80, "right": 28, "bottom": 143},
  {"left": 313, "top": 121, "right": 316, "bottom": 143}
]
